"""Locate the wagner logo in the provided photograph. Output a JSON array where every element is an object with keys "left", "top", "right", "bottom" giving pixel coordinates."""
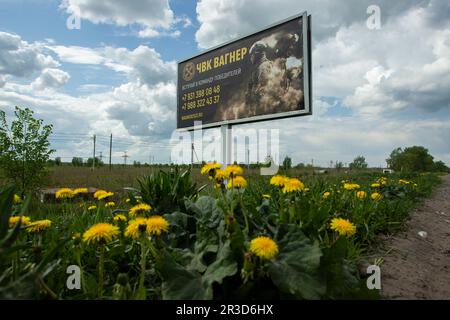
[{"left": 183, "top": 62, "right": 196, "bottom": 81}]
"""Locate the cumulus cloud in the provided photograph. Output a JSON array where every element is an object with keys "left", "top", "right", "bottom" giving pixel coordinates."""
[
  {"left": 60, "top": 0, "right": 174, "bottom": 29},
  {"left": 48, "top": 44, "right": 176, "bottom": 86},
  {"left": 31, "top": 68, "right": 70, "bottom": 90},
  {"left": 0, "top": 31, "right": 59, "bottom": 82}
]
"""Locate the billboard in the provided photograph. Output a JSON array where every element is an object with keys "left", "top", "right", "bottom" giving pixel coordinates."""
[{"left": 177, "top": 12, "right": 312, "bottom": 130}]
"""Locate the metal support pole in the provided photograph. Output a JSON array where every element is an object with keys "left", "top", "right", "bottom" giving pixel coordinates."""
[{"left": 221, "top": 124, "right": 232, "bottom": 167}]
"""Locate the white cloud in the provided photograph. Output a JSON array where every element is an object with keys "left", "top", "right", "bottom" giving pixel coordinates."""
[
  {"left": 61, "top": 0, "right": 174, "bottom": 29},
  {"left": 0, "top": 31, "right": 59, "bottom": 82},
  {"left": 48, "top": 44, "right": 176, "bottom": 86},
  {"left": 31, "top": 68, "right": 70, "bottom": 90}
]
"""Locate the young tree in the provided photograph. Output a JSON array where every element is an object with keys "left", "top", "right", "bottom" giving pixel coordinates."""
[
  {"left": 282, "top": 156, "right": 292, "bottom": 170},
  {"left": 72, "top": 157, "right": 84, "bottom": 167},
  {"left": 349, "top": 155, "right": 368, "bottom": 169},
  {"left": 0, "top": 107, "right": 54, "bottom": 193},
  {"left": 386, "top": 146, "right": 434, "bottom": 172}
]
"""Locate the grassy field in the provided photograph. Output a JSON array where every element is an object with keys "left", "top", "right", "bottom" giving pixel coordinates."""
[{"left": 0, "top": 164, "right": 444, "bottom": 299}]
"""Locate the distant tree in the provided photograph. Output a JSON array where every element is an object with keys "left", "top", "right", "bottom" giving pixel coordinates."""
[
  {"left": 282, "top": 156, "right": 292, "bottom": 170},
  {"left": 54, "top": 157, "right": 62, "bottom": 166},
  {"left": 387, "top": 146, "right": 434, "bottom": 172},
  {"left": 0, "top": 106, "right": 54, "bottom": 193},
  {"left": 431, "top": 160, "right": 449, "bottom": 172},
  {"left": 335, "top": 161, "right": 344, "bottom": 170},
  {"left": 349, "top": 155, "right": 368, "bottom": 169},
  {"left": 86, "top": 157, "right": 104, "bottom": 167},
  {"left": 72, "top": 157, "right": 84, "bottom": 167},
  {"left": 295, "top": 162, "right": 305, "bottom": 169},
  {"left": 133, "top": 161, "right": 141, "bottom": 167}
]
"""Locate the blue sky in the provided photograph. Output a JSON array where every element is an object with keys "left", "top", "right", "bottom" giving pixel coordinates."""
[{"left": 1, "top": 0, "right": 449, "bottom": 167}]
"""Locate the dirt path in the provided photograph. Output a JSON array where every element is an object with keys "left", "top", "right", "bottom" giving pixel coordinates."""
[{"left": 380, "top": 174, "right": 450, "bottom": 299}]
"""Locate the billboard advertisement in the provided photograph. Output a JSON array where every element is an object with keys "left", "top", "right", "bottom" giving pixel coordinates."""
[{"left": 177, "top": 12, "right": 312, "bottom": 130}]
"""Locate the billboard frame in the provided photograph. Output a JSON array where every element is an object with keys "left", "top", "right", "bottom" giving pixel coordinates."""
[{"left": 176, "top": 11, "right": 312, "bottom": 131}]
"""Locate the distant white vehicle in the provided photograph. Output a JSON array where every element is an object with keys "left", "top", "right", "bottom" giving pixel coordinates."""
[{"left": 382, "top": 168, "right": 395, "bottom": 174}]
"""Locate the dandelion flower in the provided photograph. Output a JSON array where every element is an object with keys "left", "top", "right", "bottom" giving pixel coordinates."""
[
  {"left": 214, "top": 169, "right": 229, "bottom": 182},
  {"left": 94, "top": 190, "right": 107, "bottom": 199},
  {"left": 356, "top": 191, "right": 367, "bottom": 199},
  {"left": 200, "top": 162, "right": 222, "bottom": 175},
  {"left": 330, "top": 218, "right": 356, "bottom": 237},
  {"left": 27, "top": 219, "right": 52, "bottom": 233},
  {"left": 371, "top": 192, "right": 382, "bottom": 201},
  {"left": 88, "top": 205, "right": 97, "bottom": 211},
  {"left": 13, "top": 194, "right": 22, "bottom": 204},
  {"left": 270, "top": 175, "right": 288, "bottom": 187},
  {"left": 9, "top": 216, "right": 31, "bottom": 228},
  {"left": 323, "top": 191, "right": 331, "bottom": 199},
  {"left": 114, "top": 214, "right": 127, "bottom": 222},
  {"left": 343, "top": 183, "right": 360, "bottom": 190},
  {"left": 55, "top": 188, "right": 74, "bottom": 199},
  {"left": 225, "top": 165, "right": 243, "bottom": 177},
  {"left": 146, "top": 215, "right": 170, "bottom": 236},
  {"left": 249, "top": 236, "right": 279, "bottom": 260},
  {"left": 129, "top": 203, "right": 152, "bottom": 217},
  {"left": 97, "top": 191, "right": 114, "bottom": 200},
  {"left": 282, "top": 178, "right": 305, "bottom": 193},
  {"left": 105, "top": 201, "right": 115, "bottom": 208},
  {"left": 73, "top": 188, "right": 89, "bottom": 195},
  {"left": 125, "top": 217, "right": 149, "bottom": 239},
  {"left": 83, "top": 223, "right": 119, "bottom": 245},
  {"left": 371, "top": 183, "right": 380, "bottom": 188},
  {"left": 262, "top": 194, "right": 271, "bottom": 199},
  {"left": 227, "top": 176, "right": 247, "bottom": 189}
]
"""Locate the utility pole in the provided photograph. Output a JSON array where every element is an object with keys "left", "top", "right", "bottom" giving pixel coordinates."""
[
  {"left": 247, "top": 148, "right": 250, "bottom": 169},
  {"left": 109, "top": 133, "right": 112, "bottom": 171},
  {"left": 92, "top": 134, "right": 96, "bottom": 170},
  {"left": 122, "top": 152, "right": 129, "bottom": 166},
  {"left": 191, "top": 143, "right": 194, "bottom": 168}
]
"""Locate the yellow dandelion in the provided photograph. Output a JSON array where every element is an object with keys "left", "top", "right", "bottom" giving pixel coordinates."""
[
  {"left": 270, "top": 175, "right": 288, "bottom": 187},
  {"left": 262, "top": 194, "right": 271, "bottom": 199},
  {"left": 282, "top": 178, "right": 305, "bottom": 193},
  {"left": 129, "top": 203, "right": 152, "bottom": 217},
  {"left": 55, "top": 188, "right": 74, "bottom": 199},
  {"left": 323, "top": 191, "right": 331, "bottom": 199},
  {"left": 227, "top": 176, "right": 247, "bottom": 189},
  {"left": 225, "top": 164, "right": 243, "bottom": 177},
  {"left": 72, "top": 232, "right": 81, "bottom": 239},
  {"left": 200, "top": 162, "right": 222, "bottom": 175},
  {"left": 9, "top": 216, "right": 31, "bottom": 228},
  {"left": 249, "top": 236, "right": 279, "bottom": 260},
  {"left": 82, "top": 223, "right": 119, "bottom": 245},
  {"left": 97, "top": 191, "right": 114, "bottom": 200},
  {"left": 371, "top": 192, "right": 382, "bottom": 201},
  {"left": 27, "top": 219, "right": 52, "bottom": 233},
  {"left": 73, "top": 188, "right": 89, "bottom": 195},
  {"left": 356, "top": 191, "right": 367, "bottom": 199},
  {"left": 371, "top": 183, "right": 380, "bottom": 188},
  {"left": 105, "top": 201, "right": 115, "bottom": 208},
  {"left": 214, "top": 169, "right": 229, "bottom": 181},
  {"left": 88, "top": 205, "right": 97, "bottom": 211},
  {"left": 124, "top": 217, "right": 149, "bottom": 239},
  {"left": 113, "top": 214, "right": 127, "bottom": 222},
  {"left": 93, "top": 190, "right": 107, "bottom": 199},
  {"left": 13, "top": 194, "right": 22, "bottom": 204},
  {"left": 330, "top": 218, "right": 356, "bottom": 237},
  {"left": 146, "top": 215, "right": 170, "bottom": 236},
  {"left": 343, "top": 183, "right": 360, "bottom": 190}
]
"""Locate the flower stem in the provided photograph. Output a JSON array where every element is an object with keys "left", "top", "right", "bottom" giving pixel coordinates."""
[
  {"left": 137, "top": 239, "right": 147, "bottom": 300},
  {"left": 98, "top": 245, "right": 105, "bottom": 298}
]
